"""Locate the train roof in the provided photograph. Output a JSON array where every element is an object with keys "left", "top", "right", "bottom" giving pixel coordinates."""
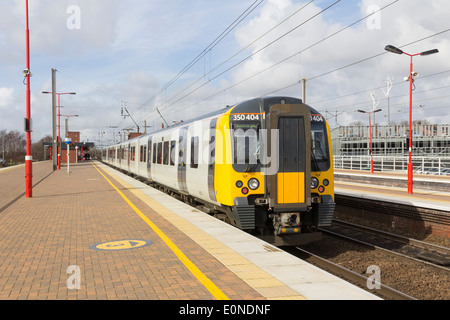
[
  {"left": 111, "top": 96, "right": 322, "bottom": 147},
  {"left": 232, "top": 96, "right": 321, "bottom": 115}
]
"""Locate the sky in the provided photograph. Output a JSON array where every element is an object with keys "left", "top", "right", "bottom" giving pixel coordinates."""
[{"left": 1, "top": 0, "right": 449, "bottom": 147}]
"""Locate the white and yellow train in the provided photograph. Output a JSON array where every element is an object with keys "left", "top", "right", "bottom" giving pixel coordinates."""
[{"left": 102, "top": 97, "right": 335, "bottom": 246}]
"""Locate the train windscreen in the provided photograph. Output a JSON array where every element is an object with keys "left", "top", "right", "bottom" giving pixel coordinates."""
[
  {"left": 311, "top": 117, "right": 330, "bottom": 171},
  {"left": 232, "top": 122, "right": 260, "bottom": 172}
]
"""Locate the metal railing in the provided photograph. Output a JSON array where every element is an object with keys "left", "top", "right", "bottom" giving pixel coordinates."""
[{"left": 333, "top": 155, "right": 450, "bottom": 176}]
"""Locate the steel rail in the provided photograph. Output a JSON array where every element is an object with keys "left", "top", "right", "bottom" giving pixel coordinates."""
[{"left": 294, "top": 246, "right": 416, "bottom": 300}]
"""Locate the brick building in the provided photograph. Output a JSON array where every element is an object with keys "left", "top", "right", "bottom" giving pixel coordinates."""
[{"left": 43, "top": 131, "right": 94, "bottom": 163}]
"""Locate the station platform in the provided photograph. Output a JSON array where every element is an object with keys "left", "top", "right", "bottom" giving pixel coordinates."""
[
  {"left": 334, "top": 169, "right": 450, "bottom": 212},
  {"left": 0, "top": 161, "right": 379, "bottom": 301},
  {"left": 334, "top": 169, "right": 450, "bottom": 239}
]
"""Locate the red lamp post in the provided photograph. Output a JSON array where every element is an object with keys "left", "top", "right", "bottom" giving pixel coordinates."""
[
  {"left": 24, "top": 0, "right": 32, "bottom": 198},
  {"left": 42, "top": 91, "right": 76, "bottom": 170},
  {"left": 357, "top": 109, "right": 382, "bottom": 173},
  {"left": 385, "top": 45, "right": 439, "bottom": 194}
]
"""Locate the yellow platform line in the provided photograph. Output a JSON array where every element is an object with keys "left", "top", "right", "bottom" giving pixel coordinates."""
[
  {"left": 0, "top": 164, "right": 24, "bottom": 174},
  {"left": 95, "top": 162, "right": 305, "bottom": 300},
  {"left": 91, "top": 161, "right": 229, "bottom": 300}
]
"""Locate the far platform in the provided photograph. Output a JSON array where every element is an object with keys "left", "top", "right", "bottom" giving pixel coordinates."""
[{"left": 335, "top": 169, "right": 450, "bottom": 212}]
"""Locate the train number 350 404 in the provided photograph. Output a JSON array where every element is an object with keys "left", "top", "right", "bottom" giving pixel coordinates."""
[{"left": 233, "top": 114, "right": 260, "bottom": 121}]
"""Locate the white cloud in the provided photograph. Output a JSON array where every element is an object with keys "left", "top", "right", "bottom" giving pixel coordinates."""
[{"left": 217, "top": 0, "right": 450, "bottom": 128}]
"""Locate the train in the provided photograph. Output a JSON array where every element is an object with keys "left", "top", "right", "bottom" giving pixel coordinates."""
[{"left": 102, "top": 96, "right": 335, "bottom": 246}]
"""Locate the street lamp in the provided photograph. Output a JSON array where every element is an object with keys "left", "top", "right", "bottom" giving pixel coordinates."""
[
  {"left": 357, "top": 109, "right": 382, "bottom": 173},
  {"left": 384, "top": 45, "right": 439, "bottom": 194},
  {"left": 24, "top": 0, "right": 32, "bottom": 198},
  {"left": 42, "top": 91, "right": 76, "bottom": 170}
]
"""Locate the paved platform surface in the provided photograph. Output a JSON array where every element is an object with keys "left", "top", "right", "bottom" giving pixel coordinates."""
[
  {"left": 0, "top": 161, "right": 379, "bottom": 300},
  {"left": 335, "top": 169, "right": 450, "bottom": 212}
]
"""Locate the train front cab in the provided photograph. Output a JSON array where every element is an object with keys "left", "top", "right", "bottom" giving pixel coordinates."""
[
  {"left": 310, "top": 113, "right": 335, "bottom": 230},
  {"left": 215, "top": 97, "right": 334, "bottom": 246}
]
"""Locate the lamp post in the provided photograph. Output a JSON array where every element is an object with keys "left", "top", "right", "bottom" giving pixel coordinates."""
[
  {"left": 384, "top": 45, "right": 439, "bottom": 194},
  {"left": 42, "top": 91, "right": 76, "bottom": 170},
  {"left": 357, "top": 109, "right": 382, "bottom": 173},
  {"left": 24, "top": 0, "right": 32, "bottom": 198},
  {"left": 61, "top": 114, "right": 79, "bottom": 174}
]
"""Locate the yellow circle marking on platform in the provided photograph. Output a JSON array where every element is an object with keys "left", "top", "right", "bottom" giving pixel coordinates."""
[{"left": 92, "top": 240, "right": 151, "bottom": 251}]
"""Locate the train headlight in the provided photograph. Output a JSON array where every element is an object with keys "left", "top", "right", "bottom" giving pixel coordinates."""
[
  {"left": 311, "top": 177, "right": 319, "bottom": 189},
  {"left": 248, "top": 178, "right": 259, "bottom": 190}
]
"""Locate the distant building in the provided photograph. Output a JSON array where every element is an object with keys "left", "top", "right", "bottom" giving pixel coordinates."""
[
  {"left": 128, "top": 132, "right": 142, "bottom": 140},
  {"left": 43, "top": 131, "right": 95, "bottom": 163},
  {"left": 332, "top": 124, "right": 450, "bottom": 156}
]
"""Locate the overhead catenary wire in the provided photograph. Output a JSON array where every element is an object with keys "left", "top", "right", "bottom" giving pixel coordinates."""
[
  {"left": 132, "top": 0, "right": 265, "bottom": 114},
  {"left": 258, "top": 27, "right": 450, "bottom": 98},
  {"left": 147, "top": 0, "right": 317, "bottom": 116},
  {"left": 111, "top": 0, "right": 265, "bottom": 131},
  {"left": 144, "top": 0, "right": 341, "bottom": 122},
  {"left": 157, "top": 0, "right": 400, "bottom": 120},
  {"left": 309, "top": 69, "right": 450, "bottom": 105}
]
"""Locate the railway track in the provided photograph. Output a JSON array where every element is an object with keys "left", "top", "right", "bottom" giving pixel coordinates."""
[
  {"left": 321, "top": 219, "right": 450, "bottom": 271},
  {"left": 286, "top": 219, "right": 450, "bottom": 300},
  {"left": 292, "top": 246, "right": 416, "bottom": 300}
]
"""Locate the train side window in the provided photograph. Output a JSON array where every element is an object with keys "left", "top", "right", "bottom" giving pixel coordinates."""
[
  {"left": 190, "top": 137, "right": 199, "bottom": 169},
  {"left": 140, "top": 145, "right": 144, "bottom": 162},
  {"left": 163, "top": 141, "right": 169, "bottom": 165},
  {"left": 148, "top": 140, "right": 152, "bottom": 164},
  {"left": 157, "top": 143, "right": 162, "bottom": 164},
  {"left": 143, "top": 145, "right": 147, "bottom": 162},
  {"left": 152, "top": 143, "right": 157, "bottom": 163},
  {"left": 170, "top": 140, "right": 176, "bottom": 166}
]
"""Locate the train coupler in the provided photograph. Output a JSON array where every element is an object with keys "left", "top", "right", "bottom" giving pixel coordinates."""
[{"left": 272, "top": 212, "right": 301, "bottom": 236}]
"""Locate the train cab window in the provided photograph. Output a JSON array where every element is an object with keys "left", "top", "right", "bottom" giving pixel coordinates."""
[
  {"left": 311, "top": 121, "right": 330, "bottom": 171},
  {"left": 190, "top": 137, "right": 199, "bottom": 169},
  {"left": 231, "top": 122, "right": 260, "bottom": 171}
]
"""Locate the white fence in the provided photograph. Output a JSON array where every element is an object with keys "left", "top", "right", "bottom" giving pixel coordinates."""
[{"left": 333, "top": 155, "right": 450, "bottom": 176}]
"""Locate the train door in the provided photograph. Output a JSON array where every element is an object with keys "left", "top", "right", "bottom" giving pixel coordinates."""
[
  {"left": 177, "top": 127, "right": 188, "bottom": 193},
  {"left": 147, "top": 137, "right": 152, "bottom": 179},
  {"left": 127, "top": 142, "right": 131, "bottom": 171},
  {"left": 267, "top": 104, "right": 311, "bottom": 211}
]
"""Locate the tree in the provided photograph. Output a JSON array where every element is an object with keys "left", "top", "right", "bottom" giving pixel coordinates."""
[
  {"left": 0, "top": 130, "right": 26, "bottom": 165},
  {"left": 32, "top": 135, "right": 52, "bottom": 161}
]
